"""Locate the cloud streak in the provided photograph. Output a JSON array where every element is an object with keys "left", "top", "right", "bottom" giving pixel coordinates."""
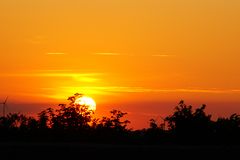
[
  {"left": 46, "top": 53, "right": 66, "bottom": 55},
  {"left": 2, "top": 72, "right": 102, "bottom": 83},
  {"left": 54, "top": 86, "right": 240, "bottom": 95},
  {"left": 93, "top": 53, "right": 176, "bottom": 57},
  {"left": 39, "top": 86, "right": 240, "bottom": 101},
  {"left": 107, "top": 87, "right": 240, "bottom": 94},
  {"left": 152, "top": 54, "right": 175, "bottom": 57},
  {"left": 93, "top": 53, "right": 121, "bottom": 56}
]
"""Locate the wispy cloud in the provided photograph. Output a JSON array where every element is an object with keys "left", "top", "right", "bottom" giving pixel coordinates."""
[
  {"left": 26, "top": 35, "right": 47, "bottom": 44},
  {"left": 103, "top": 87, "right": 240, "bottom": 94},
  {"left": 46, "top": 53, "right": 66, "bottom": 55},
  {"left": 232, "top": 90, "right": 240, "bottom": 92},
  {"left": 36, "top": 69, "right": 73, "bottom": 72},
  {"left": 1, "top": 70, "right": 240, "bottom": 95},
  {"left": 94, "top": 53, "right": 175, "bottom": 57},
  {"left": 158, "top": 89, "right": 237, "bottom": 94},
  {"left": 45, "top": 73, "right": 100, "bottom": 82},
  {"left": 93, "top": 53, "right": 121, "bottom": 56},
  {"left": 2, "top": 72, "right": 102, "bottom": 83},
  {"left": 54, "top": 86, "right": 240, "bottom": 95},
  {"left": 109, "top": 87, "right": 240, "bottom": 94},
  {"left": 39, "top": 86, "right": 240, "bottom": 101},
  {"left": 152, "top": 54, "right": 175, "bottom": 57}
]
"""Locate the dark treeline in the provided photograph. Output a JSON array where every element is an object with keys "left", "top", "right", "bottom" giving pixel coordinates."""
[{"left": 0, "top": 94, "right": 239, "bottom": 145}]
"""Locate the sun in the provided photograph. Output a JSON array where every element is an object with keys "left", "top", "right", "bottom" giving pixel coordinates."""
[{"left": 74, "top": 96, "right": 96, "bottom": 111}]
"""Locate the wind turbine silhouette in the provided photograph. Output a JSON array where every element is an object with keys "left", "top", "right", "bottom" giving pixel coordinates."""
[{"left": 0, "top": 97, "right": 8, "bottom": 117}]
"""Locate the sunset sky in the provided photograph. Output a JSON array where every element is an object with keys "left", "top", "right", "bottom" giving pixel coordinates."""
[{"left": 0, "top": 0, "right": 240, "bottom": 129}]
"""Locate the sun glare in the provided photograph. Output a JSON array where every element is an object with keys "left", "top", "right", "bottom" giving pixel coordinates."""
[{"left": 74, "top": 96, "right": 97, "bottom": 111}]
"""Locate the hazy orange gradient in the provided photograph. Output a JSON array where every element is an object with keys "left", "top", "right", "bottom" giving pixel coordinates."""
[{"left": 0, "top": 0, "right": 240, "bottom": 129}]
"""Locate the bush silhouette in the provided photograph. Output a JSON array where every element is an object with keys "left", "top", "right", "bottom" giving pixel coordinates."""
[
  {"left": 97, "top": 110, "right": 130, "bottom": 131},
  {"left": 165, "top": 100, "right": 213, "bottom": 143},
  {"left": 215, "top": 113, "right": 240, "bottom": 144}
]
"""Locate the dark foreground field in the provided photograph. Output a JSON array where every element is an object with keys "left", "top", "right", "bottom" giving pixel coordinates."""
[{"left": 0, "top": 142, "right": 239, "bottom": 160}]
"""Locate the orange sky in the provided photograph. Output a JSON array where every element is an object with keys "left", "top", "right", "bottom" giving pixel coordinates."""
[{"left": 0, "top": 0, "right": 240, "bottom": 129}]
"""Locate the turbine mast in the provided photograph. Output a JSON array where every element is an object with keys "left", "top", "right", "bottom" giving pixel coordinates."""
[{"left": 2, "top": 97, "right": 8, "bottom": 117}]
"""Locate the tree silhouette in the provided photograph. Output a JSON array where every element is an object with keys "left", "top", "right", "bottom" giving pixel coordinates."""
[
  {"left": 38, "top": 109, "right": 50, "bottom": 129},
  {"left": 1, "top": 113, "right": 29, "bottom": 129},
  {"left": 165, "top": 100, "right": 212, "bottom": 143},
  {"left": 149, "top": 118, "right": 158, "bottom": 130},
  {"left": 38, "top": 93, "right": 94, "bottom": 131}
]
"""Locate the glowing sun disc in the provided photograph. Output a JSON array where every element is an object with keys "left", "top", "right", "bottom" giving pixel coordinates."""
[{"left": 74, "top": 96, "right": 96, "bottom": 111}]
